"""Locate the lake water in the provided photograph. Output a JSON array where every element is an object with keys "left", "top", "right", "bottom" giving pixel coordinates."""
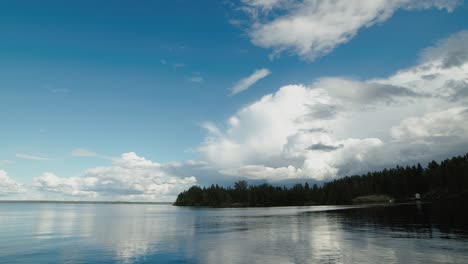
[{"left": 0, "top": 202, "right": 467, "bottom": 264}]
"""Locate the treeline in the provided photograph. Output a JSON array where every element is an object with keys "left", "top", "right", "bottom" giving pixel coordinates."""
[{"left": 174, "top": 153, "right": 468, "bottom": 207}]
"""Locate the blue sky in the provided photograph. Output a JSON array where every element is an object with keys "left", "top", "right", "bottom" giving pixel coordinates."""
[{"left": 1, "top": 0, "right": 468, "bottom": 201}]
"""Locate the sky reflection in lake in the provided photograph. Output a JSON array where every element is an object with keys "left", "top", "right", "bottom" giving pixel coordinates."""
[{"left": 0, "top": 203, "right": 467, "bottom": 264}]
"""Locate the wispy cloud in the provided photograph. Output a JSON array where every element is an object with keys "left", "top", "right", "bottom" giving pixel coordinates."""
[
  {"left": 16, "top": 153, "right": 50, "bottom": 161},
  {"left": 51, "top": 88, "right": 70, "bottom": 94},
  {"left": 71, "top": 148, "right": 97, "bottom": 157},
  {"left": 230, "top": 68, "right": 270, "bottom": 95},
  {"left": 188, "top": 72, "right": 205, "bottom": 83},
  {"left": 173, "top": 63, "right": 186, "bottom": 68},
  {"left": 188, "top": 76, "right": 204, "bottom": 83}
]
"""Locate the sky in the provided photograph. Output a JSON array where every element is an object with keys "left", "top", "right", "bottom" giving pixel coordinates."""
[{"left": 1, "top": 0, "right": 468, "bottom": 201}]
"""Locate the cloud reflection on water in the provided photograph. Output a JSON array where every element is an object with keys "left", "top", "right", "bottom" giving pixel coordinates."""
[{"left": 0, "top": 203, "right": 467, "bottom": 263}]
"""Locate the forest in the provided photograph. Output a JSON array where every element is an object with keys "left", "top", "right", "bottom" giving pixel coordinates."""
[{"left": 174, "top": 153, "right": 468, "bottom": 207}]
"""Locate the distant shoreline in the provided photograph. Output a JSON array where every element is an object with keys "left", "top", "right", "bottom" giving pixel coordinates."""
[
  {"left": 174, "top": 154, "right": 468, "bottom": 208},
  {"left": 0, "top": 200, "right": 172, "bottom": 205},
  {"left": 0, "top": 200, "right": 427, "bottom": 208}
]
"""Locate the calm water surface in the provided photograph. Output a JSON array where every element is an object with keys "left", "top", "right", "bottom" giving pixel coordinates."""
[{"left": 0, "top": 202, "right": 467, "bottom": 263}]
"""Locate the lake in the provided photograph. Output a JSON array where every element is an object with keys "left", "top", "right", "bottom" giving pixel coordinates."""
[{"left": 0, "top": 202, "right": 467, "bottom": 263}]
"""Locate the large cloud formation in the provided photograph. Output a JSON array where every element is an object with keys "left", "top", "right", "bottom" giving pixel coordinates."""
[
  {"left": 0, "top": 170, "right": 24, "bottom": 195},
  {"left": 198, "top": 31, "right": 468, "bottom": 181},
  {"left": 239, "top": 0, "right": 461, "bottom": 60},
  {"left": 9, "top": 31, "right": 468, "bottom": 201},
  {"left": 33, "top": 152, "right": 197, "bottom": 200}
]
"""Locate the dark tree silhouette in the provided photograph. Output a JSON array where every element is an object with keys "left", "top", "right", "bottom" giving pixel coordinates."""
[{"left": 174, "top": 153, "right": 468, "bottom": 207}]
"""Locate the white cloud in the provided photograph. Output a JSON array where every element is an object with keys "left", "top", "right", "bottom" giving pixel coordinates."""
[
  {"left": 33, "top": 152, "right": 197, "bottom": 201},
  {"left": 188, "top": 76, "right": 204, "bottom": 83},
  {"left": 9, "top": 32, "right": 468, "bottom": 199},
  {"left": 239, "top": 0, "right": 461, "bottom": 60},
  {"left": 221, "top": 137, "right": 383, "bottom": 181},
  {"left": 71, "top": 148, "right": 97, "bottom": 157},
  {"left": 0, "top": 170, "right": 24, "bottom": 195},
  {"left": 200, "top": 84, "right": 385, "bottom": 180},
  {"left": 33, "top": 173, "right": 98, "bottom": 197},
  {"left": 378, "top": 31, "right": 468, "bottom": 102},
  {"left": 16, "top": 153, "right": 50, "bottom": 161},
  {"left": 391, "top": 107, "right": 468, "bottom": 141},
  {"left": 230, "top": 68, "right": 271, "bottom": 95},
  {"left": 198, "top": 31, "right": 468, "bottom": 181},
  {"left": 201, "top": 121, "right": 222, "bottom": 136}
]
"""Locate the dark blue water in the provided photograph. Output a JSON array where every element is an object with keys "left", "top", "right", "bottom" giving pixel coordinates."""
[{"left": 0, "top": 202, "right": 467, "bottom": 263}]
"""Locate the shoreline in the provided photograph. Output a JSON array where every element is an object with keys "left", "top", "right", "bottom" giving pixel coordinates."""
[
  {"left": 172, "top": 200, "right": 431, "bottom": 209},
  {"left": 0, "top": 200, "right": 172, "bottom": 205}
]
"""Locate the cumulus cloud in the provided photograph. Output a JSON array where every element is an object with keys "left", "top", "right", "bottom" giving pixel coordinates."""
[
  {"left": 33, "top": 152, "right": 197, "bottom": 201},
  {"left": 198, "top": 31, "right": 468, "bottom": 181},
  {"left": 200, "top": 83, "right": 387, "bottom": 180},
  {"left": 203, "top": 76, "right": 416, "bottom": 170},
  {"left": 230, "top": 68, "right": 271, "bottom": 95},
  {"left": 238, "top": 0, "right": 461, "bottom": 60},
  {"left": 11, "top": 31, "right": 468, "bottom": 199},
  {"left": 0, "top": 170, "right": 24, "bottom": 195},
  {"left": 391, "top": 107, "right": 468, "bottom": 141},
  {"left": 71, "top": 148, "right": 97, "bottom": 157},
  {"left": 34, "top": 173, "right": 98, "bottom": 197},
  {"left": 219, "top": 138, "right": 383, "bottom": 181}
]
